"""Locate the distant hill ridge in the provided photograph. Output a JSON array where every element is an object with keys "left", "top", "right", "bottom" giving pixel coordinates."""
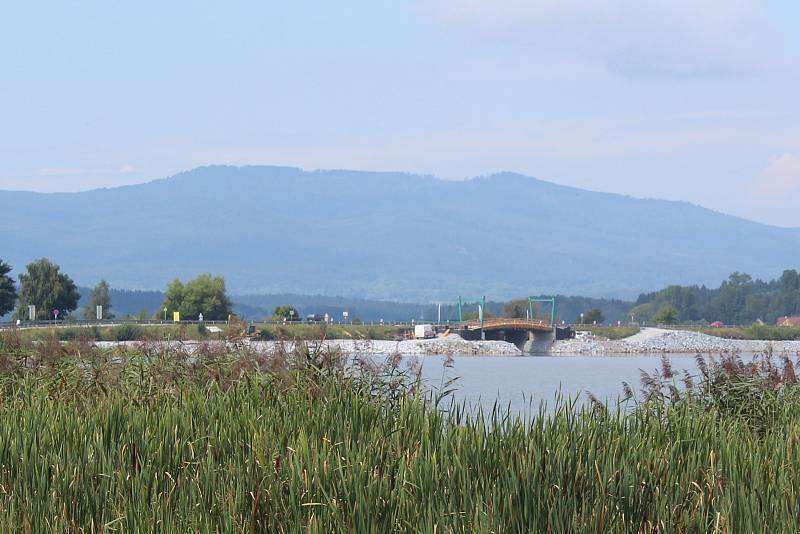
[
  {"left": 66, "top": 288, "right": 633, "bottom": 324},
  {"left": 1, "top": 165, "right": 798, "bottom": 301}
]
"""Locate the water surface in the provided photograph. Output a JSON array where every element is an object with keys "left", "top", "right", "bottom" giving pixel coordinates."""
[{"left": 408, "top": 353, "right": 726, "bottom": 417}]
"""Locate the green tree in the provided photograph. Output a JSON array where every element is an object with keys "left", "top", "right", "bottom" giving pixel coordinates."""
[
  {"left": 15, "top": 258, "right": 80, "bottom": 320},
  {"left": 272, "top": 305, "right": 300, "bottom": 321},
  {"left": 161, "top": 279, "right": 185, "bottom": 319},
  {"left": 503, "top": 299, "right": 529, "bottom": 319},
  {"left": 653, "top": 305, "right": 679, "bottom": 325},
  {"left": 579, "top": 308, "right": 605, "bottom": 324},
  {"left": 160, "top": 274, "right": 232, "bottom": 320},
  {"left": 630, "top": 269, "right": 800, "bottom": 326},
  {"left": 0, "top": 260, "right": 16, "bottom": 317},
  {"left": 629, "top": 302, "right": 655, "bottom": 324},
  {"left": 82, "top": 279, "right": 114, "bottom": 320}
]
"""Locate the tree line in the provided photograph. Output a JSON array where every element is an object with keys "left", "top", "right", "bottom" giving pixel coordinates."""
[
  {"left": 500, "top": 271, "right": 800, "bottom": 327},
  {"left": 631, "top": 270, "right": 800, "bottom": 325},
  {"left": 4, "top": 257, "right": 798, "bottom": 327},
  {"left": 0, "top": 258, "right": 232, "bottom": 321}
]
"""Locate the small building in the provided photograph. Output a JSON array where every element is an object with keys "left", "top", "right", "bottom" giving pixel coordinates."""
[{"left": 777, "top": 316, "right": 800, "bottom": 327}]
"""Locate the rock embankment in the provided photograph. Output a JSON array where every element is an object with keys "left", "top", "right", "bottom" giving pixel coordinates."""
[
  {"left": 550, "top": 328, "right": 800, "bottom": 355},
  {"left": 300, "top": 338, "right": 522, "bottom": 356},
  {"left": 244, "top": 338, "right": 522, "bottom": 356},
  {"left": 97, "top": 330, "right": 800, "bottom": 356},
  {"left": 96, "top": 338, "right": 523, "bottom": 356}
]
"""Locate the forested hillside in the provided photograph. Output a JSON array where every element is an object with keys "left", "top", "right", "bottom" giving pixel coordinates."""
[{"left": 632, "top": 270, "right": 800, "bottom": 325}]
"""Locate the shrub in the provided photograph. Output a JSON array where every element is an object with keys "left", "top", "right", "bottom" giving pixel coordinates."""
[
  {"left": 88, "top": 325, "right": 102, "bottom": 340},
  {"left": 256, "top": 328, "right": 275, "bottom": 341},
  {"left": 112, "top": 324, "right": 143, "bottom": 341},
  {"left": 744, "top": 324, "right": 800, "bottom": 341},
  {"left": 628, "top": 353, "right": 800, "bottom": 434},
  {"left": 57, "top": 328, "right": 81, "bottom": 341}
]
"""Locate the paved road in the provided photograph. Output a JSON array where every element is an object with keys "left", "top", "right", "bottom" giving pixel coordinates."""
[{"left": 620, "top": 327, "right": 671, "bottom": 343}]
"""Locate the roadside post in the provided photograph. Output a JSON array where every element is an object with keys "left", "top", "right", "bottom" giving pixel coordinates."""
[
  {"left": 28, "top": 305, "right": 36, "bottom": 321},
  {"left": 478, "top": 304, "right": 485, "bottom": 340}
]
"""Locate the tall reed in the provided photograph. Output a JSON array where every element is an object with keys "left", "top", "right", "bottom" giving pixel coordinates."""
[{"left": 1, "top": 331, "right": 799, "bottom": 531}]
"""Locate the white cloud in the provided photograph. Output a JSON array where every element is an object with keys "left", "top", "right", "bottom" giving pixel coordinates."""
[
  {"left": 419, "top": 0, "right": 774, "bottom": 78},
  {"left": 752, "top": 154, "right": 800, "bottom": 199}
]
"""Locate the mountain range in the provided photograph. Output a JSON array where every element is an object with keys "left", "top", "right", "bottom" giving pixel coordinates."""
[{"left": 2, "top": 165, "right": 798, "bottom": 301}]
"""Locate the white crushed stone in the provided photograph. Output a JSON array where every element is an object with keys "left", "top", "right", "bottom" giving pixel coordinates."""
[
  {"left": 550, "top": 328, "right": 800, "bottom": 355},
  {"left": 94, "top": 329, "right": 800, "bottom": 356},
  {"left": 276, "top": 338, "right": 522, "bottom": 356},
  {"left": 94, "top": 337, "right": 523, "bottom": 356}
]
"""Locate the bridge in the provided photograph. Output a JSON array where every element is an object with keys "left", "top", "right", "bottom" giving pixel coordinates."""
[
  {"left": 451, "top": 296, "right": 560, "bottom": 352},
  {"left": 461, "top": 318, "right": 555, "bottom": 333}
]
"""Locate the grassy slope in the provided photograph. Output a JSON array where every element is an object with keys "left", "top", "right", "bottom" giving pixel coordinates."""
[{"left": 13, "top": 323, "right": 412, "bottom": 343}]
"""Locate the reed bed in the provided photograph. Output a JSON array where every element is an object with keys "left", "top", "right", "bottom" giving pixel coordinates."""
[{"left": 0, "top": 330, "right": 799, "bottom": 532}]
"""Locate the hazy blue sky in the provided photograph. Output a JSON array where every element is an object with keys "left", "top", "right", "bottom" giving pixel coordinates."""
[{"left": 1, "top": 1, "right": 799, "bottom": 226}]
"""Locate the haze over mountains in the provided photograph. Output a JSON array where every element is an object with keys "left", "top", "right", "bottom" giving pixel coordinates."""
[{"left": 1, "top": 165, "right": 798, "bottom": 302}]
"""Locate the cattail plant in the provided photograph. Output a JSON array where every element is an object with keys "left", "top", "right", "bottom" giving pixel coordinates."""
[{"left": 1, "top": 330, "right": 800, "bottom": 531}]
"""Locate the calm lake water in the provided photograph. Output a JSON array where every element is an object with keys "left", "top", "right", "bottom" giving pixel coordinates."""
[{"left": 407, "top": 353, "right": 721, "bottom": 417}]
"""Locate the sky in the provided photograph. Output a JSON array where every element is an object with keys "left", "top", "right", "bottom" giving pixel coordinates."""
[{"left": 1, "top": 1, "right": 799, "bottom": 227}]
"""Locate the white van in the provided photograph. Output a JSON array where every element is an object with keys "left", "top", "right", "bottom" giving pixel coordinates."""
[{"left": 414, "top": 324, "right": 436, "bottom": 339}]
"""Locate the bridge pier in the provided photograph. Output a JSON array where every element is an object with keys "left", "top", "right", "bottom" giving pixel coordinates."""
[
  {"left": 465, "top": 327, "right": 554, "bottom": 353},
  {"left": 522, "top": 329, "right": 555, "bottom": 353},
  {"left": 457, "top": 318, "right": 557, "bottom": 354}
]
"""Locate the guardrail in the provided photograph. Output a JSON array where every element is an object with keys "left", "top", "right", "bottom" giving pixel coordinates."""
[
  {"left": 0, "top": 319, "right": 425, "bottom": 330},
  {"left": 3, "top": 319, "right": 702, "bottom": 330},
  {"left": 570, "top": 324, "right": 762, "bottom": 329},
  {"left": 0, "top": 319, "right": 229, "bottom": 328},
  {"left": 657, "top": 324, "right": 756, "bottom": 329}
]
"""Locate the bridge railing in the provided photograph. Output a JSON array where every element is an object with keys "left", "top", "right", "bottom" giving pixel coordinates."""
[{"left": 460, "top": 318, "right": 554, "bottom": 330}]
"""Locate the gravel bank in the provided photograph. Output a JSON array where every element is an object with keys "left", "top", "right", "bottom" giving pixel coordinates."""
[
  {"left": 258, "top": 338, "right": 523, "bottom": 356},
  {"left": 551, "top": 328, "right": 800, "bottom": 355},
  {"left": 96, "top": 330, "right": 800, "bottom": 356},
  {"left": 95, "top": 338, "right": 523, "bottom": 356}
]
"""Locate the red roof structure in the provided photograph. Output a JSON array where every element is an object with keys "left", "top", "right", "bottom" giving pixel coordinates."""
[{"left": 777, "top": 316, "right": 800, "bottom": 327}]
